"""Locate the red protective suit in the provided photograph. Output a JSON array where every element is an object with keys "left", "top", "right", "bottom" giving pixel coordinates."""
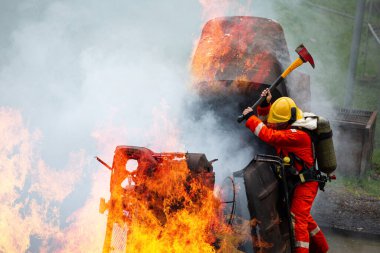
[{"left": 246, "top": 106, "right": 329, "bottom": 253}]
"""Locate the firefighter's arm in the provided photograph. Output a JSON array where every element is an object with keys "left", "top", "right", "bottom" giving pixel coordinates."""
[
  {"left": 242, "top": 88, "right": 272, "bottom": 121},
  {"left": 245, "top": 116, "right": 307, "bottom": 147},
  {"left": 257, "top": 88, "right": 272, "bottom": 121},
  {"left": 260, "top": 88, "right": 272, "bottom": 105}
]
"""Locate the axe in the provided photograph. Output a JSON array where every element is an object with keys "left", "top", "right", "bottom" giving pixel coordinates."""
[{"left": 237, "top": 44, "right": 315, "bottom": 123}]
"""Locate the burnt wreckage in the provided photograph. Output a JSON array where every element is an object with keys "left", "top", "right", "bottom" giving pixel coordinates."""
[
  {"left": 97, "top": 146, "right": 217, "bottom": 252},
  {"left": 97, "top": 17, "right": 335, "bottom": 252}
]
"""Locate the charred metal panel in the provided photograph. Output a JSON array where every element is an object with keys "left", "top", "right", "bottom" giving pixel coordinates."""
[
  {"left": 186, "top": 153, "right": 215, "bottom": 189},
  {"left": 192, "top": 16, "right": 293, "bottom": 107},
  {"left": 234, "top": 159, "right": 291, "bottom": 253},
  {"left": 186, "top": 153, "right": 213, "bottom": 173},
  {"left": 192, "top": 16, "right": 291, "bottom": 85}
]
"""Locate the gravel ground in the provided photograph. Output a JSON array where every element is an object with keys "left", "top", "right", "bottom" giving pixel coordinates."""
[{"left": 312, "top": 183, "right": 380, "bottom": 235}]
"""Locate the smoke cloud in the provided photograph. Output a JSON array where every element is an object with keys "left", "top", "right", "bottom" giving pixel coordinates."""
[{"left": 1, "top": 0, "right": 373, "bottom": 252}]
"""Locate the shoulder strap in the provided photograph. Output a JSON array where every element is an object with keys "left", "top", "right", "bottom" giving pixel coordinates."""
[{"left": 289, "top": 127, "right": 317, "bottom": 169}]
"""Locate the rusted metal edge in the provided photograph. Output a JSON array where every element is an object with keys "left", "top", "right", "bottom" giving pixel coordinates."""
[{"left": 366, "top": 110, "right": 378, "bottom": 129}]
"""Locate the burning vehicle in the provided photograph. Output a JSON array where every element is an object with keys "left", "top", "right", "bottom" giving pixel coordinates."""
[
  {"left": 97, "top": 16, "right": 336, "bottom": 252},
  {"left": 191, "top": 16, "right": 312, "bottom": 116},
  {"left": 97, "top": 146, "right": 231, "bottom": 253}
]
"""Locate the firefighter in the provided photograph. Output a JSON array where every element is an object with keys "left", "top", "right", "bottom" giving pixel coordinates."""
[{"left": 242, "top": 88, "right": 329, "bottom": 253}]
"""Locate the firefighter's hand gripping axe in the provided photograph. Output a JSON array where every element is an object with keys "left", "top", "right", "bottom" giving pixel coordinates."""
[{"left": 237, "top": 44, "right": 315, "bottom": 123}]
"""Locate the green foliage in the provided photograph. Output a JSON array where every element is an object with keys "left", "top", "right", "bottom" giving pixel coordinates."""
[
  {"left": 373, "top": 148, "right": 380, "bottom": 166},
  {"left": 271, "top": 0, "right": 359, "bottom": 106},
  {"left": 339, "top": 149, "right": 380, "bottom": 198},
  {"left": 343, "top": 177, "right": 380, "bottom": 199},
  {"left": 257, "top": 0, "right": 380, "bottom": 198},
  {"left": 273, "top": 0, "right": 380, "bottom": 196},
  {"left": 273, "top": 0, "right": 380, "bottom": 149}
]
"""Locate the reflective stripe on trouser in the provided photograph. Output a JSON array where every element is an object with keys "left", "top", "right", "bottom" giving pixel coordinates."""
[
  {"left": 310, "top": 226, "right": 320, "bottom": 237},
  {"left": 295, "top": 240, "right": 309, "bottom": 249},
  {"left": 309, "top": 224, "right": 329, "bottom": 253},
  {"left": 290, "top": 182, "right": 328, "bottom": 253}
]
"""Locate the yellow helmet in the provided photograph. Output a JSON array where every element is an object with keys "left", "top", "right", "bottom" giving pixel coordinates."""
[{"left": 267, "top": 97, "right": 303, "bottom": 124}]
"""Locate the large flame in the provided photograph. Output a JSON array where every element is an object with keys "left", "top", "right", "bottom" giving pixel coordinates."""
[
  {"left": 1, "top": 2, "right": 273, "bottom": 251},
  {"left": 128, "top": 158, "right": 223, "bottom": 252},
  {"left": 100, "top": 148, "right": 246, "bottom": 252},
  {"left": 0, "top": 107, "right": 89, "bottom": 252}
]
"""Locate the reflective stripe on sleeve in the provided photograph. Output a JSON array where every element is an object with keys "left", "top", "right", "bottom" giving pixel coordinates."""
[
  {"left": 295, "top": 241, "right": 309, "bottom": 249},
  {"left": 254, "top": 122, "right": 264, "bottom": 136},
  {"left": 310, "top": 226, "right": 321, "bottom": 237}
]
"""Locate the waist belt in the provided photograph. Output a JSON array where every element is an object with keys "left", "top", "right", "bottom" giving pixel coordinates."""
[{"left": 287, "top": 167, "right": 328, "bottom": 191}]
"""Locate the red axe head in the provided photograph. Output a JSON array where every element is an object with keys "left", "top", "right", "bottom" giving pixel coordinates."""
[{"left": 295, "top": 44, "right": 315, "bottom": 68}]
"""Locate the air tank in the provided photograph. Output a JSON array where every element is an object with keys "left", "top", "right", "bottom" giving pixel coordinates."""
[{"left": 316, "top": 117, "right": 337, "bottom": 174}]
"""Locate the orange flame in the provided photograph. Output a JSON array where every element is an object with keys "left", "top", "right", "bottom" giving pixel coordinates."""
[
  {"left": 100, "top": 147, "right": 245, "bottom": 252},
  {"left": 0, "top": 107, "right": 87, "bottom": 252},
  {"left": 191, "top": 17, "right": 279, "bottom": 94}
]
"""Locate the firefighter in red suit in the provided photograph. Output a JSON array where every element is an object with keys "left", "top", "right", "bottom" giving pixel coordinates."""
[{"left": 242, "top": 89, "right": 329, "bottom": 253}]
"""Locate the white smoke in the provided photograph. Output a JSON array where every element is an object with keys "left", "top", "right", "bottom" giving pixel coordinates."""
[
  {"left": 0, "top": 0, "right": 376, "bottom": 252},
  {"left": 0, "top": 1, "right": 202, "bottom": 251}
]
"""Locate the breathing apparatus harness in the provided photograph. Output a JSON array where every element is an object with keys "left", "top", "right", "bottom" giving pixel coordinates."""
[
  {"left": 262, "top": 98, "right": 336, "bottom": 193},
  {"left": 288, "top": 107, "right": 298, "bottom": 125},
  {"left": 281, "top": 128, "right": 335, "bottom": 193},
  {"left": 283, "top": 152, "right": 326, "bottom": 192}
]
